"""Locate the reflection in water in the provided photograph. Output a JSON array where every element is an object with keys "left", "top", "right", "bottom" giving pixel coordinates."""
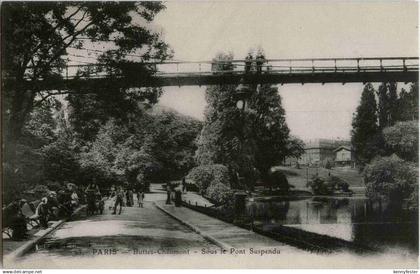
[{"left": 247, "top": 197, "right": 418, "bottom": 253}]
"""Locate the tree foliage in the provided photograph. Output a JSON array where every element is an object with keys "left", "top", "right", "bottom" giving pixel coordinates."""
[
  {"left": 186, "top": 164, "right": 231, "bottom": 197},
  {"left": 195, "top": 51, "right": 292, "bottom": 190},
  {"left": 377, "top": 82, "right": 398, "bottom": 129},
  {"left": 383, "top": 121, "right": 418, "bottom": 162},
  {"left": 351, "top": 83, "right": 380, "bottom": 166},
  {"left": 78, "top": 109, "right": 202, "bottom": 188},
  {"left": 2, "top": 1, "right": 171, "bottom": 168},
  {"left": 247, "top": 83, "right": 290, "bottom": 182},
  {"left": 364, "top": 155, "right": 418, "bottom": 206},
  {"left": 397, "top": 83, "right": 419, "bottom": 122},
  {"left": 285, "top": 136, "right": 305, "bottom": 159}
]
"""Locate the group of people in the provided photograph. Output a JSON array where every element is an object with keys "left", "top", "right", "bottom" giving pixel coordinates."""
[
  {"left": 109, "top": 184, "right": 145, "bottom": 215},
  {"left": 165, "top": 178, "right": 188, "bottom": 205},
  {"left": 36, "top": 183, "right": 81, "bottom": 228},
  {"left": 2, "top": 183, "right": 81, "bottom": 240},
  {"left": 245, "top": 51, "right": 266, "bottom": 74}
]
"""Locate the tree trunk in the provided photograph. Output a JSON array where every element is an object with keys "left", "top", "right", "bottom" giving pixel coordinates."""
[
  {"left": 3, "top": 85, "right": 37, "bottom": 199},
  {"left": 259, "top": 166, "right": 271, "bottom": 193}
]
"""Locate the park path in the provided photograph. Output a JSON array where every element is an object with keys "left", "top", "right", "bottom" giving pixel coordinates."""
[
  {"left": 5, "top": 186, "right": 218, "bottom": 267},
  {"left": 5, "top": 184, "right": 306, "bottom": 268}
]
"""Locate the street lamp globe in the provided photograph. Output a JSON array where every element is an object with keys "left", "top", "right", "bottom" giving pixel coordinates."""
[
  {"left": 235, "top": 79, "right": 251, "bottom": 111},
  {"left": 236, "top": 99, "right": 245, "bottom": 110}
]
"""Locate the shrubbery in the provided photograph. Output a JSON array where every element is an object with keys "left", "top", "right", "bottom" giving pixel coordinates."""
[
  {"left": 383, "top": 121, "right": 418, "bottom": 162},
  {"left": 364, "top": 154, "right": 418, "bottom": 206},
  {"left": 307, "top": 175, "right": 351, "bottom": 195},
  {"left": 205, "top": 181, "right": 233, "bottom": 204},
  {"left": 186, "top": 164, "right": 232, "bottom": 203},
  {"left": 266, "top": 170, "right": 291, "bottom": 193},
  {"left": 186, "top": 164, "right": 230, "bottom": 192}
]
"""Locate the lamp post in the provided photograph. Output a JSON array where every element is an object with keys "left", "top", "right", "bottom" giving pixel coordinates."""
[
  {"left": 235, "top": 79, "right": 251, "bottom": 112},
  {"left": 233, "top": 78, "right": 252, "bottom": 224}
]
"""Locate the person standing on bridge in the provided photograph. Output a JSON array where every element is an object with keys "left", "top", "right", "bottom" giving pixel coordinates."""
[{"left": 256, "top": 50, "right": 265, "bottom": 74}]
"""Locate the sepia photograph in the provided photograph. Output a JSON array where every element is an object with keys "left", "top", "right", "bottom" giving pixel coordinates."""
[{"left": 1, "top": 0, "right": 419, "bottom": 269}]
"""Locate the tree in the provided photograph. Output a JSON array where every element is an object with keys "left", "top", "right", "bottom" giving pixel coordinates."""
[
  {"left": 148, "top": 110, "right": 202, "bottom": 180},
  {"left": 248, "top": 83, "right": 290, "bottom": 184},
  {"left": 377, "top": 83, "right": 389, "bottom": 129},
  {"left": 383, "top": 120, "right": 418, "bottom": 162},
  {"left": 2, "top": 2, "right": 171, "bottom": 173},
  {"left": 42, "top": 138, "right": 80, "bottom": 185},
  {"left": 364, "top": 155, "right": 418, "bottom": 207},
  {"left": 351, "top": 83, "right": 380, "bottom": 166},
  {"left": 397, "top": 83, "right": 419, "bottom": 122},
  {"left": 195, "top": 52, "right": 249, "bottom": 184},
  {"left": 377, "top": 82, "right": 398, "bottom": 129},
  {"left": 3, "top": 99, "right": 62, "bottom": 202},
  {"left": 285, "top": 136, "right": 305, "bottom": 160},
  {"left": 195, "top": 51, "right": 293, "bottom": 191}
]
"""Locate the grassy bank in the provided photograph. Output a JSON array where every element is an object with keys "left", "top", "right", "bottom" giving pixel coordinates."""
[{"left": 274, "top": 166, "right": 365, "bottom": 191}]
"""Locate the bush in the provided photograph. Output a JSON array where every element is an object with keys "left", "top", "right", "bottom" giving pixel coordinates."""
[
  {"left": 307, "top": 175, "right": 351, "bottom": 195},
  {"left": 267, "top": 170, "right": 291, "bottom": 193},
  {"left": 325, "top": 175, "right": 350, "bottom": 192},
  {"left": 364, "top": 154, "right": 418, "bottom": 206},
  {"left": 186, "top": 164, "right": 230, "bottom": 193},
  {"left": 307, "top": 176, "right": 332, "bottom": 195},
  {"left": 206, "top": 181, "right": 234, "bottom": 204}
]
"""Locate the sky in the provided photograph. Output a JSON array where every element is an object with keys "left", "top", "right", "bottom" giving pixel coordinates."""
[{"left": 153, "top": 1, "right": 418, "bottom": 140}]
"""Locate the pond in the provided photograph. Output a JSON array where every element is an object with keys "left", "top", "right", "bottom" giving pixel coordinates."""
[{"left": 247, "top": 196, "right": 418, "bottom": 254}]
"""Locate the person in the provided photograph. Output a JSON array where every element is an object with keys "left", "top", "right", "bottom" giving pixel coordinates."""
[
  {"left": 129, "top": 188, "right": 134, "bottom": 207},
  {"left": 95, "top": 191, "right": 104, "bottom": 214},
  {"left": 125, "top": 187, "right": 132, "bottom": 207},
  {"left": 165, "top": 182, "right": 172, "bottom": 205},
  {"left": 113, "top": 186, "right": 124, "bottom": 215},
  {"left": 57, "top": 189, "right": 72, "bottom": 217},
  {"left": 4, "top": 199, "right": 28, "bottom": 240},
  {"left": 256, "top": 51, "right": 265, "bottom": 74},
  {"left": 137, "top": 189, "right": 144, "bottom": 208},
  {"left": 46, "top": 191, "right": 59, "bottom": 219},
  {"left": 71, "top": 190, "right": 79, "bottom": 209},
  {"left": 245, "top": 52, "right": 253, "bottom": 73},
  {"left": 85, "top": 183, "right": 98, "bottom": 215},
  {"left": 182, "top": 177, "right": 187, "bottom": 193},
  {"left": 36, "top": 197, "right": 50, "bottom": 228}
]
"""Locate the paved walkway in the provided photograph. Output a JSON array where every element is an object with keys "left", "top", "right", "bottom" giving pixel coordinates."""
[
  {"left": 182, "top": 192, "right": 214, "bottom": 207},
  {"left": 155, "top": 200, "right": 301, "bottom": 252}
]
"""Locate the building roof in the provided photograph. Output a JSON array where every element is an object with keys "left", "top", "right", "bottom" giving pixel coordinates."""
[
  {"left": 304, "top": 138, "right": 351, "bottom": 150},
  {"left": 333, "top": 146, "right": 352, "bottom": 152}
]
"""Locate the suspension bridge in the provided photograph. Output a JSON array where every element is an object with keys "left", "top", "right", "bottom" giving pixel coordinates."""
[{"left": 6, "top": 56, "right": 419, "bottom": 90}]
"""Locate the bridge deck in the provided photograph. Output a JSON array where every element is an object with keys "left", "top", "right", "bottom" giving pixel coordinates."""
[{"left": 5, "top": 57, "right": 419, "bottom": 89}]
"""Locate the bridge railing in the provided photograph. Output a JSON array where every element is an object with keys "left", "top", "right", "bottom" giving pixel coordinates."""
[{"left": 18, "top": 57, "right": 419, "bottom": 81}]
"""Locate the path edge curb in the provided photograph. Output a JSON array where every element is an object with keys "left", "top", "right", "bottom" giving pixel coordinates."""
[
  {"left": 153, "top": 202, "right": 234, "bottom": 251},
  {"left": 4, "top": 205, "right": 86, "bottom": 262}
]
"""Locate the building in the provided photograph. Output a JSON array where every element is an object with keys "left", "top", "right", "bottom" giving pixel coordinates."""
[
  {"left": 284, "top": 139, "right": 354, "bottom": 167},
  {"left": 334, "top": 146, "right": 354, "bottom": 166}
]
